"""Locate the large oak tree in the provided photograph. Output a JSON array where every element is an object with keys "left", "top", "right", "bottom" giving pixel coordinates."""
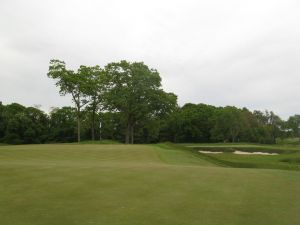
[{"left": 103, "top": 60, "right": 177, "bottom": 144}]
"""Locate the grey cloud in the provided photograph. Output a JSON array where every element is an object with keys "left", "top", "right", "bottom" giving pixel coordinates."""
[{"left": 0, "top": 0, "right": 299, "bottom": 118}]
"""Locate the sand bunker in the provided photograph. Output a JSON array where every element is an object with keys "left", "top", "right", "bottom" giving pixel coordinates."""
[
  {"left": 199, "top": 150, "right": 223, "bottom": 154},
  {"left": 233, "top": 151, "right": 278, "bottom": 155},
  {"left": 198, "top": 150, "right": 279, "bottom": 155}
]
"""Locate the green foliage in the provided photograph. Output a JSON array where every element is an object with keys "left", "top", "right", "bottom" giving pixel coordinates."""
[
  {"left": 160, "top": 103, "right": 216, "bottom": 142},
  {"left": 82, "top": 65, "right": 105, "bottom": 140},
  {"left": 0, "top": 104, "right": 48, "bottom": 144},
  {"left": 211, "top": 106, "right": 245, "bottom": 142},
  {"left": 160, "top": 105, "right": 287, "bottom": 144},
  {"left": 0, "top": 102, "right": 5, "bottom": 138},
  {"left": 48, "top": 107, "right": 77, "bottom": 142},
  {"left": 287, "top": 114, "right": 300, "bottom": 137},
  {"left": 47, "top": 59, "right": 92, "bottom": 142},
  {"left": 103, "top": 60, "right": 177, "bottom": 143},
  {"left": 1, "top": 60, "right": 296, "bottom": 145},
  {"left": 0, "top": 101, "right": 290, "bottom": 145},
  {"left": 47, "top": 60, "right": 89, "bottom": 104}
]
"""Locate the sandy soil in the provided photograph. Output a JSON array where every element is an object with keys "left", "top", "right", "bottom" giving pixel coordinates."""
[
  {"left": 233, "top": 150, "right": 278, "bottom": 155},
  {"left": 199, "top": 150, "right": 223, "bottom": 154},
  {"left": 198, "top": 150, "right": 279, "bottom": 155}
]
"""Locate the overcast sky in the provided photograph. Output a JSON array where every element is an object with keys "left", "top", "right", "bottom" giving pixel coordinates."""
[{"left": 1, "top": 0, "right": 299, "bottom": 118}]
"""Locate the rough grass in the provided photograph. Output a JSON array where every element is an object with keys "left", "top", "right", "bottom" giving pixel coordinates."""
[
  {"left": 0, "top": 144, "right": 299, "bottom": 225},
  {"left": 277, "top": 137, "right": 300, "bottom": 145},
  {"left": 185, "top": 142, "right": 300, "bottom": 150},
  {"left": 75, "top": 139, "right": 121, "bottom": 144},
  {"left": 187, "top": 143, "right": 300, "bottom": 171}
]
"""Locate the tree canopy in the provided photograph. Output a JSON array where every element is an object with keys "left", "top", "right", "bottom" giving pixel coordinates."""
[
  {"left": 0, "top": 59, "right": 297, "bottom": 145},
  {"left": 103, "top": 60, "right": 177, "bottom": 143}
]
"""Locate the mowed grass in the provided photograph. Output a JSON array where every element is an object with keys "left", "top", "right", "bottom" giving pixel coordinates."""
[{"left": 0, "top": 144, "right": 299, "bottom": 225}]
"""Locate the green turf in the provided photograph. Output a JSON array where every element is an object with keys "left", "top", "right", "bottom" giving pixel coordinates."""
[{"left": 0, "top": 144, "right": 299, "bottom": 225}]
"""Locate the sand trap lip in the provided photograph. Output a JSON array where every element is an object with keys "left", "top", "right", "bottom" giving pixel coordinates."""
[
  {"left": 199, "top": 150, "right": 223, "bottom": 154},
  {"left": 233, "top": 150, "right": 278, "bottom": 155}
]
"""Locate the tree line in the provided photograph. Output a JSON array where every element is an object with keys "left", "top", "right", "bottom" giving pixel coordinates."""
[{"left": 0, "top": 59, "right": 299, "bottom": 144}]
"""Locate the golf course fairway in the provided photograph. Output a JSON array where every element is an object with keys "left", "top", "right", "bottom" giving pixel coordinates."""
[{"left": 0, "top": 144, "right": 299, "bottom": 225}]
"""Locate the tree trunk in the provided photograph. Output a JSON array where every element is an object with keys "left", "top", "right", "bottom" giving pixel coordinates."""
[
  {"left": 77, "top": 109, "right": 81, "bottom": 143},
  {"left": 76, "top": 95, "right": 81, "bottom": 143},
  {"left": 91, "top": 109, "right": 95, "bottom": 141},
  {"left": 130, "top": 125, "right": 134, "bottom": 144},
  {"left": 125, "top": 122, "right": 130, "bottom": 144}
]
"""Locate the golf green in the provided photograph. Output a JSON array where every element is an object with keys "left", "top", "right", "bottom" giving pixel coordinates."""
[{"left": 0, "top": 144, "right": 299, "bottom": 225}]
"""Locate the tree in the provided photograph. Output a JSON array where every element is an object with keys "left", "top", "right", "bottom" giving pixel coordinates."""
[
  {"left": 2, "top": 103, "right": 26, "bottom": 144},
  {"left": 287, "top": 115, "right": 300, "bottom": 137},
  {"left": 49, "top": 107, "right": 77, "bottom": 142},
  {"left": 211, "top": 106, "right": 245, "bottom": 142},
  {"left": 251, "top": 110, "right": 283, "bottom": 144},
  {"left": 80, "top": 65, "right": 104, "bottom": 140},
  {"left": 0, "top": 103, "right": 48, "bottom": 144},
  {"left": 267, "top": 111, "right": 283, "bottom": 143},
  {"left": 24, "top": 106, "right": 49, "bottom": 143},
  {"left": 0, "top": 102, "right": 5, "bottom": 140},
  {"left": 103, "top": 60, "right": 177, "bottom": 144},
  {"left": 160, "top": 103, "right": 216, "bottom": 143},
  {"left": 47, "top": 59, "right": 90, "bottom": 142}
]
